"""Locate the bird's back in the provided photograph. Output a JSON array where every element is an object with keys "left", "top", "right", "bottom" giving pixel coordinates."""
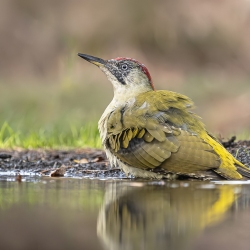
[{"left": 102, "top": 90, "right": 250, "bottom": 180}]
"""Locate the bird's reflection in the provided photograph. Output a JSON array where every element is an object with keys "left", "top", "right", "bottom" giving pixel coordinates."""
[{"left": 97, "top": 182, "right": 240, "bottom": 250}]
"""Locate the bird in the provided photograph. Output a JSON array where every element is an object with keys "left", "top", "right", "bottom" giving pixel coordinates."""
[{"left": 78, "top": 53, "right": 250, "bottom": 180}]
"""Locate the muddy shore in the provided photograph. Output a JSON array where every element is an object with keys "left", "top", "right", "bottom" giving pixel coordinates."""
[{"left": 0, "top": 139, "right": 249, "bottom": 179}]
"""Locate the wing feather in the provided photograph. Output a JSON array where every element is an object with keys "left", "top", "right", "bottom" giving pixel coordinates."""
[{"left": 106, "top": 91, "right": 221, "bottom": 174}]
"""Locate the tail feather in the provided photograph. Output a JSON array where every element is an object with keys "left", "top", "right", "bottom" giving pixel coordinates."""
[
  {"left": 235, "top": 160, "right": 250, "bottom": 178},
  {"left": 213, "top": 164, "right": 242, "bottom": 180},
  {"left": 237, "top": 167, "right": 250, "bottom": 178},
  {"left": 203, "top": 132, "right": 250, "bottom": 180}
]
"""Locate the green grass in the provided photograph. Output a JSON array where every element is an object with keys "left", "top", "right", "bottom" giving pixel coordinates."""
[
  {"left": 0, "top": 73, "right": 249, "bottom": 149},
  {"left": 0, "top": 122, "right": 102, "bottom": 149},
  {"left": 236, "top": 130, "right": 250, "bottom": 141},
  {"left": 0, "top": 80, "right": 109, "bottom": 149}
]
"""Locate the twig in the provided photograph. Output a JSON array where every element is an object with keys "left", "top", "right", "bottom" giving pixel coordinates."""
[{"left": 81, "top": 168, "right": 120, "bottom": 173}]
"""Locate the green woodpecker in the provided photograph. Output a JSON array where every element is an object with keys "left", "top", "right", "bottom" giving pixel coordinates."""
[{"left": 78, "top": 53, "right": 250, "bottom": 180}]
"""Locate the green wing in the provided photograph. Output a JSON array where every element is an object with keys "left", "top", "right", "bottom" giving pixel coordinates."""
[{"left": 105, "top": 90, "right": 221, "bottom": 174}]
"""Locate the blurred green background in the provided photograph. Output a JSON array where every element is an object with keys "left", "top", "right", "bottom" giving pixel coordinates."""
[{"left": 1, "top": 0, "right": 250, "bottom": 148}]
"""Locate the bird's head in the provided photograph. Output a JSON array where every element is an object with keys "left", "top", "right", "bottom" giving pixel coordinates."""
[{"left": 78, "top": 53, "right": 154, "bottom": 99}]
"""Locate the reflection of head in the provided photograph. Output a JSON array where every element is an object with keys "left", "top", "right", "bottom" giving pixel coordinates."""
[{"left": 97, "top": 182, "right": 238, "bottom": 250}]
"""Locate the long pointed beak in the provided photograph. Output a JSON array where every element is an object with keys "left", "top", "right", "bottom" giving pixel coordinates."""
[{"left": 78, "top": 53, "right": 106, "bottom": 67}]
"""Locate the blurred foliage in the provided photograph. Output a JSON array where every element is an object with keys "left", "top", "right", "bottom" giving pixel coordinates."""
[
  {"left": 0, "top": 0, "right": 249, "bottom": 148},
  {"left": 1, "top": 0, "right": 250, "bottom": 78}
]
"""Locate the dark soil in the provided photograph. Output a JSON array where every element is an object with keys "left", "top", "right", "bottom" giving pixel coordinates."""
[
  {"left": 0, "top": 148, "right": 125, "bottom": 179},
  {"left": 0, "top": 138, "right": 249, "bottom": 179},
  {"left": 222, "top": 139, "right": 250, "bottom": 168}
]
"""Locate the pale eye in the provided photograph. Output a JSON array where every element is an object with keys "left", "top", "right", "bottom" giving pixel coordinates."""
[{"left": 121, "top": 64, "right": 128, "bottom": 70}]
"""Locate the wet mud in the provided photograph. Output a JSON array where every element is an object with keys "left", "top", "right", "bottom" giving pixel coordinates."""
[
  {"left": 0, "top": 148, "right": 125, "bottom": 179},
  {"left": 0, "top": 138, "right": 249, "bottom": 179}
]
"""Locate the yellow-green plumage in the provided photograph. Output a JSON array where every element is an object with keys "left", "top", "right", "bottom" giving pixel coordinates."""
[{"left": 106, "top": 90, "right": 249, "bottom": 180}]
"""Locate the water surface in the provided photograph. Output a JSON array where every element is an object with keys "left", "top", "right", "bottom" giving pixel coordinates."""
[{"left": 0, "top": 176, "right": 250, "bottom": 250}]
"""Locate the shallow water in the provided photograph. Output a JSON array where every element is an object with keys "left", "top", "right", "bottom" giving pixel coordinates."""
[{"left": 0, "top": 176, "right": 250, "bottom": 250}]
